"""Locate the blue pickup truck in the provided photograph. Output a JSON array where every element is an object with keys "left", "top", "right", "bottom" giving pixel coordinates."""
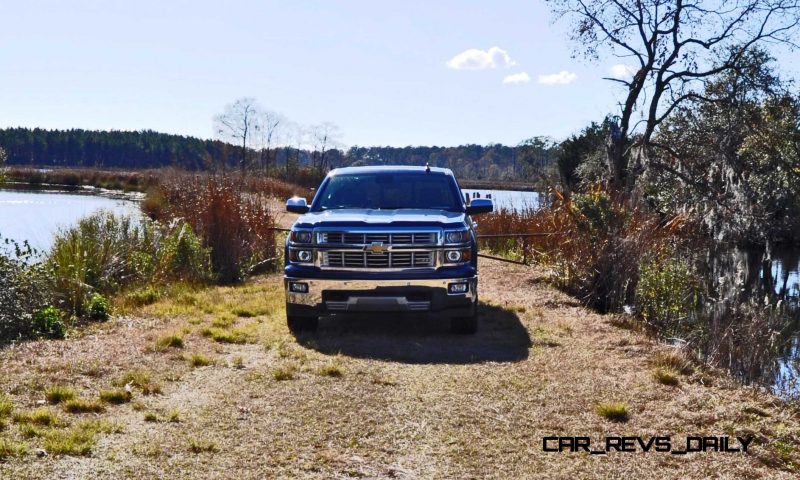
[{"left": 283, "top": 166, "right": 493, "bottom": 334}]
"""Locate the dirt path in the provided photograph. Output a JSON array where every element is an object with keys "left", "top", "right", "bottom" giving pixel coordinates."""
[{"left": 1, "top": 260, "right": 798, "bottom": 479}]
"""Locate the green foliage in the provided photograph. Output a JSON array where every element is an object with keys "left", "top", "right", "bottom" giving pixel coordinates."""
[
  {"left": 636, "top": 257, "right": 703, "bottom": 339},
  {"left": 157, "top": 223, "right": 211, "bottom": 283},
  {"left": 32, "top": 306, "right": 66, "bottom": 339},
  {"left": 124, "top": 285, "right": 162, "bottom": 307},
  {"left": 651, "top": 49, "right": 800, "bottom": 245},
  {"left": 47, "top": 211, "right": 211, "bottom": 317},
  {"left": 86, "top": 293, "right": 109, "bottom": 321},
  {"left": 0, "top": 240, "right": 52, "bottom": 341},
  {"left": 556, "top": 117, "right": 613, "bottom": 191},
  {"left": 0, "top": 146, "right": 7, "bottom": 185}
]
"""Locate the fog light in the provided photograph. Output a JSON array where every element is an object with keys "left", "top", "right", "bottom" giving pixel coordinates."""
[
  {"left": 289, "top": 282, "right": 308, "bottom": 293},
  {"left": 297, "top": 250, "right": 312, "bottom": 262},
  {"left": 445, "top": 250, "right": 462, "bottom": 262},
  {"left": 448, "top": 282, "right": 469, "bottom": 294}
]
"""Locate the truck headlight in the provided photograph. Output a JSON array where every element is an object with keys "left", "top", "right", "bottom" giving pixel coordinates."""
[
  {"left": 445, "top": 249, "right": 472, "bottom": 263},
  {"left": 445, "top": 230, "right": 469, "bottom": 244},
  {"left": 446, "top": 250, "right": 462, "bottom": 262},
  {"left": 289, "top": 249, "right": 313, "bottom": 263},
  {"left": 290, "top": 230, "right": 313, "bottom": 244}
]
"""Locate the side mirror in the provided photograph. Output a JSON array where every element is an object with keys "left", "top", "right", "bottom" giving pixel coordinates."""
[
  {"left": 286, "top": 197, "right": 309, "bottom": 214},
  {"left": 465, "top": 198, "right": 493, "bottom": 215}
]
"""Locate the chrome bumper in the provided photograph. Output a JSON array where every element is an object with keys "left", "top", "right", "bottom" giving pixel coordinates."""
[{"left": 284, "top": 276, "right": 477, "bottom": 313}]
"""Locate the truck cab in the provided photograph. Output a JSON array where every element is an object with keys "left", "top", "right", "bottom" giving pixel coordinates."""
[{"left": 284, "top": 166, "right": 492, "bottom": 334}]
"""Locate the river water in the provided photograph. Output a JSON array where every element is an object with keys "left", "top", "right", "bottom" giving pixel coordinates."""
[
  {"left": 0, "top": 187, "right": 141, "bottom": 253},
  {"left": 461, "top": 189, "right": 540, "bottom": 212}
]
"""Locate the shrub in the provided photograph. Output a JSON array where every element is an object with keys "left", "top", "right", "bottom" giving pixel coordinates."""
[
  {"left": 86, "top": 293, "right": 110, "bottom": 321},
  {"left": 48, "top": 212, "right": 158, "bottom": 316},
  {"left": 32, "top": 306, "right": 66, "bottom": 339},
  {"left": 152, "top": 173, "right": 278, "bottom": 283},
  {"left": 155, "top": 222, "right": 211, "bottom": 283},
  {"left": 0, "top": 242, "right": 51, "bottom": 341},
  {"left": 48, "top": 212, "right": 211, "bottom": 317},
  {"left": 636, "top": 257, "right": 703, "bottom": 339}
]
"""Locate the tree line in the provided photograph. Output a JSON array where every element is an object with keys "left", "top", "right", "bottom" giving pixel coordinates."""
[{"left": 0, "top": 126, "right": 560, "bottom": 183}]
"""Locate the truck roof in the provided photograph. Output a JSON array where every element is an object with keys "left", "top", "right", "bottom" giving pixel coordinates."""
[{"left": 328, "top": 165, "right": 454, "bottom": 176}]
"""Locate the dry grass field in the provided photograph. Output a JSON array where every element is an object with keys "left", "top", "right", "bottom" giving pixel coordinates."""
[{"left": 1, "top": 259, "right": 799, "bottom": 479}]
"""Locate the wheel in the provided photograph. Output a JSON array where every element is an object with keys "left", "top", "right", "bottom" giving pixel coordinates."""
[
  {"left": 450, "top": 302, "right": 478, "bottom": 334},
  {"left": 287, "top": 315, "right": 318, "bottom": 334}
]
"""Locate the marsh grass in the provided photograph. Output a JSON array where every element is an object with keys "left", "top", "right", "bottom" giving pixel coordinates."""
[
  {"left": 155, "top": 333, "right": 184, "bottom": 350},
  {"left": 272, "top": 364, "right": 297, "bottom": 381},
  {"left": 653, "top": 368, "right": 681, "bottom": 386},
  {"left": 62, "top": 398, "right": 105, "bottom": 414},
  {"left": 45, "top": 386, "right": 76, "bottom": 404},
  {"left": 188, "top": 437, "right": 218, "bottom": 453},
  {"left": 151, "top": 173, "right": 279, "bottom": 283},
  {"left": 0, "top": 393, "right": 13, "bottom": 418},
  {"left": 595, "top": 403, "right": 630, "bottom": 422},
  {"left": 112, "top": 370, "right": 162, "bottom": 395},
  {"left": 13, "top": 408, "right": 60, "bottom": 427},
  {"left": 200, "top": 327, "right": 250, "bottom": 344},
  {"left": 99, "top": 389, "right": 132, "bottom": 404},
  {"left": 0, "top": 438, "right": 28, "bottom": 459},
  {"left": 187, "top": 353, "right": 213, "bottom": 367},
  {"left": 318, "top": 359, "right": 344, "bottom": 378},
  {"left": 652, "top": 350, "right": 694, "bottom": 375}
]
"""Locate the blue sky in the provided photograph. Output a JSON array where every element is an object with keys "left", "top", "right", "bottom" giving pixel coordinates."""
[{"left": 0, "top": 0, "right": 797, "bottom": 147}]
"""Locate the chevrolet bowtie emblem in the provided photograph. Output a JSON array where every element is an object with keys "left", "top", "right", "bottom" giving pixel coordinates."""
[{"left": 365, "top": 242, "right": 390, "bottom": 253}]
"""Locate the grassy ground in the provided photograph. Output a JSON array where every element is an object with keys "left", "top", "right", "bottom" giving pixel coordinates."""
[{"left": 0, "top": 260, "right": 799, "bottom": 479}]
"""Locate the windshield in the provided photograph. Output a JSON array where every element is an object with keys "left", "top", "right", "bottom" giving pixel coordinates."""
[{"left": 312, "top": 172, "right": 463, "bottom": 212}]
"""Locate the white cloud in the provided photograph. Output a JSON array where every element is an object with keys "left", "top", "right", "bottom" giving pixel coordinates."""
[
  {"left": 502, "top": 72, "right": 531, "bottom": 85},
  {"left": 446, "top": 47, "right": 516, "bottom": 70},
  {"left": 609, "top": 64, "right": 638, "bottom": 80},
  {"left": 537, "top": 70, "right": 578, "bottom": 85}
]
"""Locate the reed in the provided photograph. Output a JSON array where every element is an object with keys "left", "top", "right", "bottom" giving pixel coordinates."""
[{"left": 152, "top": 172, "right": 279, "bottom": 283}]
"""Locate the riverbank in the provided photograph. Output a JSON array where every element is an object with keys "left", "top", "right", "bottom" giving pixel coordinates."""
[{"left": 0, "top": 258, "right": 798, "bottom": 478}]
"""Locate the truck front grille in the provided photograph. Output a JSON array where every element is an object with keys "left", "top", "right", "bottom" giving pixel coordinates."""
[
  {"left": 322, "top": 251, "right": 434, "bottom": 269},
  {"left": 318, "top": 232, "right": 436, "bottom": 245}
]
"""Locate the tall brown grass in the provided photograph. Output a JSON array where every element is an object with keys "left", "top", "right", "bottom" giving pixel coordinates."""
[
  {"left": 151, "top": 172, "right": 280, "bottom": 283},
  {"left": 477, "top": 186, "right": 687, "bottom": 313},
  {"left": 6, "top": 167, "right": 159, "bottom": 192}
]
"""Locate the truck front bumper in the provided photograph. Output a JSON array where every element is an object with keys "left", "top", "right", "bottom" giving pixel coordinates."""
[{"left": 284, "top": 276, "right": 477, "bottom": 317}]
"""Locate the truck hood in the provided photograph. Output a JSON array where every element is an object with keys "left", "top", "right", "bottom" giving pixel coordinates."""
[{"left": 293, "top": 209, "right": 467, "bottom": 228}]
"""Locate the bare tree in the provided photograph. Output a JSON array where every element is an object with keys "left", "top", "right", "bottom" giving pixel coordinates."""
[
  {"left": 214, "top": 97, "right": 261, "bottom": 173},
  {"left": 255, "top": 110, "right": 285, "bottom": 173},
  {"left": 310, "top": 122, "right": 343, "bottom": 173},
  {"left": 547, "top": 0, "right": 800, "bottom": 191}
]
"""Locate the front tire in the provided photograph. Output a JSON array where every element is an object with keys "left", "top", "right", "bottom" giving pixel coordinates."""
[{"left": 287, "top": 315, "right": 318, "bottom": 334}]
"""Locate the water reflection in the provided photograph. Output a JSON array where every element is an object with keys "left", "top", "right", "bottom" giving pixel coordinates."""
[{"left": 706, "top": 247, "right": 800, "bottom": 399}]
